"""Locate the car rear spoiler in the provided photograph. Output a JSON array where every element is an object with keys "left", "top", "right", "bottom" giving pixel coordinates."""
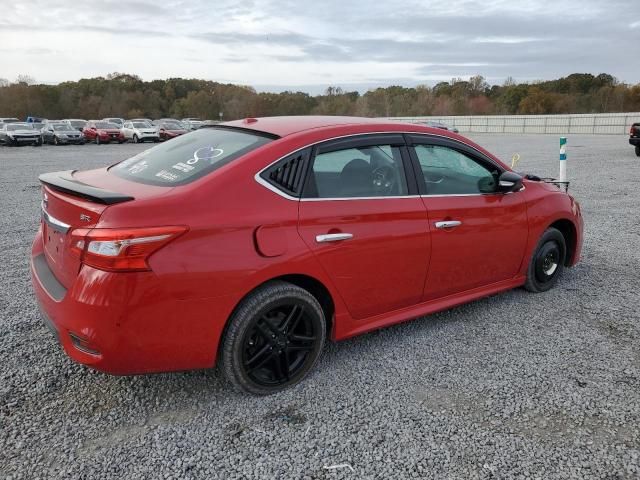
[{"left": 39, "top": 170, "right": 134, "bottom": 205}]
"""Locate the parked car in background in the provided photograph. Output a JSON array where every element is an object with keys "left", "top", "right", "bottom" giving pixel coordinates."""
[
  {"left": 31, "top": 116, "right": 583, "bottom": 395},
  {"left": 103, "top": 117, "right": 125, "bottom": 127},
  {"left": 0, "top": 123, "right": 42, "bottom": 146},
  {"left": 128, "top": 118, "right": 153, "bottom": 126},
  {"left": 630, "top": 123, "right": 640, "bottom": 156},
  {"left": 182, "top": 118, "right": 203, "bottom": 130},
  {"left": 419, "top": 120, "right": 459, "bottom": 134},
  {"left": 155, "top": 120, "right": 188, "bottom": 141},
  {"left": 26, "top": 116, "right": 47, "bottom": 124},
  {"left": 65, "top": 119, "right": 87, "bottom": 131},
  {"left": 0, "top": 117, "right": 20, "bottom": 125},
  {"left": 41, "top": 123, "right": 85, "bottom": 145},
  {"left": 82, "top": 121, "right": 125, "bottom": 144},
  {"left": 121, "top": 121, "right": 159, "bottom": 143}
]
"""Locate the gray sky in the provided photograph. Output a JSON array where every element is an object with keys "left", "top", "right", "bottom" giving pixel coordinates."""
[{"left": 1, "top": 0, "right": 638, "bottom": 93}]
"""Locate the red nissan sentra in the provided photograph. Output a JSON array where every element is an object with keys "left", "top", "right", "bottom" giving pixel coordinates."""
[{"left": 30, "top": 116, "right": 583, "bottom": 394}]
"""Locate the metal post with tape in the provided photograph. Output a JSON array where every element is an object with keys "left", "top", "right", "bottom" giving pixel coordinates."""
[{"left": 559, "top": 137, "right": 567, "bottom": 183}]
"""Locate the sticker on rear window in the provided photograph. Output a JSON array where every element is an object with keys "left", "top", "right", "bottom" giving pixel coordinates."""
[
  {"left": 172, "top": 162, "right": 194, "bottom": 173},
  {"left": 155, "top": 170, "right": 179, "bottom": 181}
]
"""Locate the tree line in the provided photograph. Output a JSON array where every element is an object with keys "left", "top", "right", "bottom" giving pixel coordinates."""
[{"left": 1, "top": 72, "right": 639, "bottom": 121}]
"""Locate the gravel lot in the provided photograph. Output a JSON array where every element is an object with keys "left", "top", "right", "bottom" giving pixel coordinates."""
[{"left": 1, "top": 135, "right": 639, "bottom": 479}]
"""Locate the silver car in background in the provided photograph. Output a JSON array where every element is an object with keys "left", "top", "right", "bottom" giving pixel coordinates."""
[
  {"left": 0, "top": 123, "right": 42, "bottom": 146},
  {"left": 121, "top": 121, "right": 160, "bottom": 143}
]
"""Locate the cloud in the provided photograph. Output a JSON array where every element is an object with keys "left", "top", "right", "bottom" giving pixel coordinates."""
[{"left": 0, "top": 0, "right": 637, "bottom": 89}]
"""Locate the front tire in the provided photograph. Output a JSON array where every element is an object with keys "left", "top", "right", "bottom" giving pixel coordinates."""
[
  {"left": 221, "top": 281, "right": 326, "bottom": 395},
  {"left": 54, "top": 136, "right": 59, "bottom": 146},
  {"left": 635, "top": 145, "right": 640, "bottom": 157},
  {"left": 132, "top": 134, "right": 139, "bottom": 144},
  {"left": 95, "top": 135, "right": 100, "bottom": 145},
  {"left": 524, "top": 227, "right": 566, "bottom": 293}
]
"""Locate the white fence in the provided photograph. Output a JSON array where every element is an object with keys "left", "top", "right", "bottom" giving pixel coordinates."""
[{"left": 387, "top": 113, "right": 640, "bottom": 135}]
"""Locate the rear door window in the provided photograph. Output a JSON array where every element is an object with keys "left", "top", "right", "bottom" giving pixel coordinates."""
[{"left": 111, "top": 127, "right": 275, "bottom": 186}]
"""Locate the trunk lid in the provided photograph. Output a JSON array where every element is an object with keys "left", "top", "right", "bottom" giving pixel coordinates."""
[
  {"left": 38, "top": 169, "right": 170, "bottom": 289},
  {"left": 40, "top": 185, "right": 110, "bottom": 289}
]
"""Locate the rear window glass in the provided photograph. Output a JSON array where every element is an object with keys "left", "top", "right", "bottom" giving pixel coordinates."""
[{"left": 111, "top": 127, "right": 275, "bottom": 186}]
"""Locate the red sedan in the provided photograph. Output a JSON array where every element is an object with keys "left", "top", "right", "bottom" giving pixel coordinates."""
[
  {"left": 156, "top": 121, "right": 188, "bottom": 141},
  {"left": 31, "top": 116, "right": 583, "bottom": 394},
  {"left": 82, "top": 121, "right": 125, "bottom": 144}
]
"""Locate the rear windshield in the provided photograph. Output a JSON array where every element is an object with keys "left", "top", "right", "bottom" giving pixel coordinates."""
[{"left": 111, "top": 127, "right": 275, "bottom": 186}]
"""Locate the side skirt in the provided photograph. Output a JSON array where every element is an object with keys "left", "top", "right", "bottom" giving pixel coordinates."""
[{"left": 334, "top": 276, "right": 526, "bottom": 340}]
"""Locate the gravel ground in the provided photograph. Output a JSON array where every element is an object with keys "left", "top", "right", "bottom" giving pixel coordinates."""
[{"left": 1, "top": 135, "right": 639, "bottom": 479}]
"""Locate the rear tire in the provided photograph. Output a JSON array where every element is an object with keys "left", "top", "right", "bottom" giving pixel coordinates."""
[
  {"left": 635, "top": 145, "right": 640, "bottom": 157},
  {"left": 95, "top": 135, "right": 100, "bottom": 145},
  {"left": 54, "top": 136, "right": 59, "bottom": 146},
  {"left": 221, "top": 281, "right": 326, "bottom": 395},
  {"left": 524, "top": 227, "right": 566, "bottom": 293}
]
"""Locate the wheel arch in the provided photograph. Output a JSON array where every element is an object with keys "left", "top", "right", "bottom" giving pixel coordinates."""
[
  {"left": 548, "top": 218, "right": 577, "bottom": 266},
  {"left": 217, "top": 273, "right": 336, "bottom": 360}
]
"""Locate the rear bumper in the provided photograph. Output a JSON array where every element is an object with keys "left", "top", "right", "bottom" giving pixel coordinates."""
[
  {"left": 629, "top": 137, "right": 640, "bottom": 146},
  {"left": 30, "top": 230, "right": 233, "bottom": 375}
]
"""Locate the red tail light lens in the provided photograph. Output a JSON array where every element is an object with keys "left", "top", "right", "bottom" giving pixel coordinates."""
[{"left": 70, "top": 226, "right": 187, "bottom": 272}]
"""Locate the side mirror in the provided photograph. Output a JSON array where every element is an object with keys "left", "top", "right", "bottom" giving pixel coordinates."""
[{"left": 498, "top": 171, "right": 523, "bottom": 193}]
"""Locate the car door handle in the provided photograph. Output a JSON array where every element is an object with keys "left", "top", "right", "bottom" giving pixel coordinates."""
[
  {"left": 315, "top": 233, "right": 354, "bottom": 243},
  {"left": 435, "top": 220, "right": 462, "bottom": 229}
]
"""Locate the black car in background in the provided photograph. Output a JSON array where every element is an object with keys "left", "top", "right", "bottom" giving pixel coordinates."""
[
  {"left": 0, "top": 123, "right": 42, "bottom": 146},
  {"left": 630, "top": 124, "right": 640, "bottom": 157},
  {"left": 41, "top": 123, "right": 85, "bottom": 145}
]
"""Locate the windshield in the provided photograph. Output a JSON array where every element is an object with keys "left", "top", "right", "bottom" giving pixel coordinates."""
[
  {"left": 53, "top": 124, "right": 72, "bottom": 131},
  {"left": 7, "top": 124, "right": 32, "bottom": 131},
  {"left": 163, "top": 122, "right": 183, "bottom": 130},
  {"left": 111, "top": 127, "right": 275, "bottom": 186},
  {"left": 68, "top": 120, "right": 85, "bottom": 127},
  {"left": 95, "top": 122, "right": 118, "bottom": 129},
  {"left": 133, "top": 122, "right": 151, "bottom": 128}
]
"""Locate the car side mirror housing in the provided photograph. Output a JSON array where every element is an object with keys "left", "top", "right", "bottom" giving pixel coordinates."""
[{"left": 498, "top": 171, "right": 524, "bottom": 193}]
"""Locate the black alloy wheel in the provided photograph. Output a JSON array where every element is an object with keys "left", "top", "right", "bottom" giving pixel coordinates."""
[
  {"left": 525, "top": 227, "right": 566, "bottom": 292},
  {"left": 243, "top": 302, "right": 318, "bottom": 386},
  {"left": 221, "top": 281, "right": 326, "bottom": 395}
]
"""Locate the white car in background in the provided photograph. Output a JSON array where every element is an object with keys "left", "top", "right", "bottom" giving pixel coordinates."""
[
  {"left": 121, "top": 121, "right": 160, "bottom": 143},
  {"left": 103, "top": 117, "right": 125, "bottom": 128},
  {"left": 182, "top": 118, "right": 203, "bottom": 130}
]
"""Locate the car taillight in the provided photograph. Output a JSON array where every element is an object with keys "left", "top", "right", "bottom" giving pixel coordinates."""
[{"left": 69, "top": 226, "right": 187, "bottom": 272}]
